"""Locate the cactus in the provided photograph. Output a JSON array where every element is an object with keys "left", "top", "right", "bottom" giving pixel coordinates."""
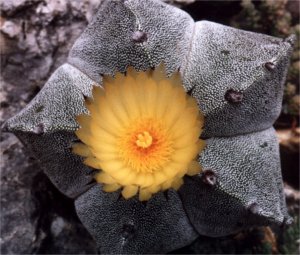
[
  {"left": 231, "top": 0, "right": 300, "bottom": 123},
  {"left": 2, "top": 0, "right": 295, "bottom": 253}
]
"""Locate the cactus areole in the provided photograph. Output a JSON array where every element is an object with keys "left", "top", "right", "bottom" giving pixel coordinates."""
[{"left": 3, "top": 0, "right": 295, "bottom": 254}]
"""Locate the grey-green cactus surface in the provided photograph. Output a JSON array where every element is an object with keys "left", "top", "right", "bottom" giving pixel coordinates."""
[{"left": 3, "top": 0, "right": 295, "bottom": 254}]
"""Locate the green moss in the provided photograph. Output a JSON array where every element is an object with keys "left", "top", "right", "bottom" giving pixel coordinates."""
[{"left": 279, "top": 216, "right": 300, "bottom": 254}]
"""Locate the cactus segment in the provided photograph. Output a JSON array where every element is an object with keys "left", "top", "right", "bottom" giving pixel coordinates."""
[{"left": 75, "top": 186, "right": 198, "bottom": 254}]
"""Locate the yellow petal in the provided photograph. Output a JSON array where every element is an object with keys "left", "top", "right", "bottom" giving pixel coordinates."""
[
  {"left": 84, "top": 157, "right": 101, "bottom": 169},
  {"left": 153, "top": 171, "right": 168, "bottom": 186},
  {"left": 139, "top": 188, "right": 152, "bottom": 201},
  {"left": 164, "top": 92, "right": 186, "bottom": 127},
  {"left": 122, "top": 185, "right": 139, "bottom": 199},
  {"left": 135, "top": 173, "right": 146, "bottom": 186},
  {"left": 110, "top": 167, "right": 132, "bottom": 180},
  {"left": 95, "top": 172, "right": 116, "bottom": 184},
  {"left": 92, "top": 85, "right": 105, "bottom": 98},
  {"left": 173, "top": 126, "right": 201, "bottom": 149},
  {"left": 172, "top": 145, "right": 199, "bottom": 164},
  {"left": 152, "top": 62, "right": 167, "bottom": 82},
  {"left": 148, "top": 184, "right": 161, "bottom": 194},
  {"left": 102, "top": 75, "right": 115, "bottom": 86},
  {"left": 75, "top": 129, "right": 93, "bottom": 146},
  {"left": 100, "top": 160, "right": 125, "bottom": 172},
  {"left": 94, "top": 100, "right": 125, "bottom": 135},
  {"left": 90, "top": 141, "right": 118, "bottom": 154},
  {"left": 140, "top": 173, "right": 154, "bottom": 188},
  {"left": 120, "top": 77, "right": 141, "bottom": 120},
  {"left": 144, "top": 80, "right": 158, "bottom": 116},
  {"left": 103, "top": 183, "right": 121, "bottom": 192},
  {"left": 163, "top": 164, "right": 178, "bottom": 179},
  {"left": 155, "top": 80, "right": 174, "bottom": 118},
  {"left": 186, "top": 96, "right": 198, "bottom": 109},
  {"left": 168, "top": 71, "right": 182, "bottom": 88},
  {"left": 169, "top": 108, "right": 198, "bottom": 137},
  {"left": 171, "top": 178, "right": 184, "bottom": 190},
  {"left": 114, "top": 71, "right": 126, "bottom": 84},
  {"left": 197, "top": 140, "right": 206, "bottom": 152},
  {"left": 105, "top": 85, "right": 130, "bottom": 124},
  {"left": 76, "top": 114, "right": 92, "bottom": 128},
  {"left": 72, "top": 143, "right": 92, "bottom": 157},
  {"left": 90, "top": 123, "right": 117, "bottom": 142},
  {"left": 126, "top": 66, "right": 139, "bottom": 79},
  {"left": 162, "top": 179, "right": 172, "bottom": 190},
  {"left": 117, "top": 170, "right": 137, "bottom": 186},
  {"left": 176, "top": 165, "right": 189, "bottom": 178},
  {"left": 187, "top": 160, "right": 202, "bottom": 176}
]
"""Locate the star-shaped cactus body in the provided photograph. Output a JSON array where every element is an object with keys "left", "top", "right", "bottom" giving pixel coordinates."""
[{"left": 3, "top": 0, "right": 295, "bottom": 253}]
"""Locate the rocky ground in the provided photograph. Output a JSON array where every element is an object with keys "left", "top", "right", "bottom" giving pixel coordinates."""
[
  {"left": 1, "top": 0, "right": 299, "bottom": 254},
  {"left": 1, "top": 0, "right": 102, "bottom": 253}
]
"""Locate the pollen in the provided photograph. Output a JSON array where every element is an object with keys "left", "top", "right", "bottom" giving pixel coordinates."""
[
  {"left": 136, "top": 131, "right": 152, "bottom": 148},
  {"left": 73, "top": 64, "right": 205, "bottom": 201}
]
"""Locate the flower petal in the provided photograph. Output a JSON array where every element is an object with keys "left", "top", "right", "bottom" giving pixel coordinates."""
[{"left": 122, "top": 185, "right": 139, "bottom": 199}]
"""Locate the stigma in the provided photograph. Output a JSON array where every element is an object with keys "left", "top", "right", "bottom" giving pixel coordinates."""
[{"left": 136, "top": 131, "right": 153, "bottom": 149}]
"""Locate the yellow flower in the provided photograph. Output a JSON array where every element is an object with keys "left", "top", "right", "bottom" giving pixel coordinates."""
[{"left": 73, "top": 64, "right": 205, "bottom": 201}]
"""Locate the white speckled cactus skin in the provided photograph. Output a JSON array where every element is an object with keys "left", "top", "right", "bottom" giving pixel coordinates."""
[{"left": 3, "top": 0, "right": 295, "bottom": 254}]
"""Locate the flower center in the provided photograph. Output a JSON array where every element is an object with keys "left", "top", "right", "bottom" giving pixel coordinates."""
[
  {"left": 73, "top": 65, "right": 206, "bottom": 201},
  {"left": 136, "top": 131, "right": 153, "bottom": 149},
  {"left": 118, "top": 118, "right": 173, "bottom": 174}
]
